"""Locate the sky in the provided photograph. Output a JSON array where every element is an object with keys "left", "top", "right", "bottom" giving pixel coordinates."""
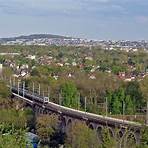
[{"left": 0, "top": 0, "right": 148, "bottom": 40}]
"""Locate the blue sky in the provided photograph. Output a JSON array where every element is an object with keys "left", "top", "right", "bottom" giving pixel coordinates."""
[{"left": 0, "top": 0, "right": 148, "bottom": 40}]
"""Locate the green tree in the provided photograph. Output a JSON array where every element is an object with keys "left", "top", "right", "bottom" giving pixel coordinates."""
[
  {"left": 111, "top": 88, "right": 125, "bottom": 114},
  {"left": 0, "top": 80, "right": 10, "bottom": 99},
  {"left": 2, "top": 67, "right": 13, "bottom": 78},
  {"left": 0, "top": 130, "right": 28, "bottom": 148},
  {"left": 111, "top": 65, "right": 126, "bottom": 74},
  {"left": 139, "top": 126, "right": 148, "bottom": 148},
  {"left": 140, "top": 76, "right": 148, "bottom": 101},
  {"left": 108, "top": 87, "right": 135, "bottom": 115},
  {"left": 125, "top": 95, "right": 134, "bottom": 114},
  {"left": 36, "top": 114, "right": 58, "bottom": 143},
  {"left": 101, "top": 128, "right": 116, "bottom": 148},
  {"left": 112, "top": 94, "right": 122, "bottom": 114},
  {"left": 31, "top": 65, "right": 49, "bottom": 77},
  {"left": 0, "top": 109, "right": 28, "bottom": 131},
  {"left": 126, "top": 81, "right": 144, "bottom": 112},
  {"left": 65, "top": 122, "right": 100, "bottom": 148},
  {"left": 61, "top": 81, "right": 79, "bottom": 109}
]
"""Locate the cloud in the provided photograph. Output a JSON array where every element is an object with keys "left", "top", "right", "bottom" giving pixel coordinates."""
[
  {"left": 136, "top": 16, "right": 148, "bottom": 24},
  {"left": 0, "top": 0, "right": 121, "bottom": 15},
  {"left": 0, "top": 0, "right": 84, "bottom": 16}
]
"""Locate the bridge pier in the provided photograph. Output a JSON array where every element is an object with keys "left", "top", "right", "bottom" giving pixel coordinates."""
[{"left": 96, "top": 125, "right": 103, "bottom": 143}]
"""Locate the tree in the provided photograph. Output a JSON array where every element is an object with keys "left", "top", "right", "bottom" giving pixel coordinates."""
[
  {"left": 61, "top": 81, "right": 79, "bottom": 109},
  {"left": 23, "top": 108, "right": 35, "bottom": 129},
  {"left": 111, "top": 88, "right": 125, "bottom": 114},
  {"left": 0, "top": 129, "right": 28, "bottom": 148},
  {"left": 108, "top": 87, "right": 135, "bottom": 115},
  {"left": 126, "top": 81, "right": 144, "bottom": 112},
  {"left": 139, "top": 126, "right": 148, "bottom": 148},
  {"left": 112, "top": 94, "right": 122, "bottom": 114},
  {"left": 125, "top": 95, "right": 134, "bottom": 114},
  {"left": 101, "top": 128, "right": 116, "bottom": 148},
  {"left": 0, "top": 108, "right": 32, "bottom": 147},
  {"left": 140, "top": 76, "right": 148, "bottom": 124},
  {"left": 2, "top": 67, "right": 13, "bottom": 78},
  {"left": 0, "top": 109, "right": 28, "bottom": 131},
  {"left": 65, "top": 122, "right": 100, "bottom": 148},
  {"left": 111, "top": 65, "right": 127, "bottom": 75},
  {"left": 31, "top": 65, "right": 49, "bottom": 77},
  {"left": 0, "top": 80, "right": 10, "bottom": 99},
  {"left": 140, "top": 76, "right": 148, "bottom": 101},
  {"left": 36, "top": 114, "right": 58, "bottom": 143}
]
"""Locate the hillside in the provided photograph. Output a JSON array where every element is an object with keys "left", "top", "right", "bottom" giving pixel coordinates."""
[{"left": 0, "top": 34, "right": 72, "bottom": 42}]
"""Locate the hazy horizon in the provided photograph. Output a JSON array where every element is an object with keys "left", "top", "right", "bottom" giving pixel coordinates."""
[{"left": 1, "top": 33, "right": 148, "bottom": 41}]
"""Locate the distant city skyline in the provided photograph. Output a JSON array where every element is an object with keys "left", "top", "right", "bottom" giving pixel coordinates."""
[{"left": 0, "top": 0, "right": 148, "bottom": 40}]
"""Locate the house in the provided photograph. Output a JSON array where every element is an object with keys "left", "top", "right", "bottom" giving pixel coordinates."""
[
  {"left": 72, "top": 62, "right": 77, "bottom": 66},
  {"left": 85, "top": 56, "right": 93, "bottom": 61},
  {"left": 68, "top": 73, "right": 72, "bottom": 78},
  {"left": 57, "top": 63, "right": 64, "bottom": 67},
  {"left": 124, "top": 78, "right": 132, "bottom": 82},
  {"left": 53, "top": 75, "right": 59, "bottom": 80},
  {"left": 27, "top": 55, "right": 36, "bottom": 60},
  {"left": 118, "top": 72, "right": 126, "bottom": 78},
  {"left": 65, "top": 62, "right": 70, "bottom": 66},
  {"left": 89, "top": 75, "right": 96, "bottom": 80}
]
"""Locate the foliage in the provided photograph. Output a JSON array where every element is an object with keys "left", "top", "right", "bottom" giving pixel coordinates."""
[
  {"left": 101, "top": 128, "right": 116, "bottom": 148},
  {"left": 31, "top": 65, "right": 50, "bottom": 77},
  {"left": 36, "top": 114, "right": 59, "bottom": 142},
  {"left": 107, "top": 82, "right": 145, "bottom": 115},
  {"left": 0, "top": 110, "right": 29, "bottom": 148},
  {"left": 65, "top": 122, "right": 100, "bottom": 148},
  {"left": 61, "top": 81, "right": 79, "bottom": 109},
  {"left": 126, "top": 81, "right": 144, "bottom": 110},
  {"left": 23, "top": 108, "right": 35, "bottom": 129},
  {"left": 140, "top": 76, "right": 148, "bottom": 101},
  {"left": 0, "top": 80, "right": 10, "bottom": 99},
  {"left": 0, "top": 109, "right": 28, "bottom": 132},
  {"left": 125, "top": 95, "right": 134, "bottom": 114},
  {"left": 2, "top": 67, "right": 13, "bottom": 78},
  {"left": 0, "top": 130, "right": 28, "bottom": 148},
  {"left": 111, "top": 65, "right": 127, "bottom": 74},
  {"left": 139, "top": 126, "right": 148, "bottom": 148}
]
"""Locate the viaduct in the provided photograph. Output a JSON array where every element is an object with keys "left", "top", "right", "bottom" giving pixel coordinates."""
[{"left": 10, "top": 85, "right": 143, "bottom": 147}]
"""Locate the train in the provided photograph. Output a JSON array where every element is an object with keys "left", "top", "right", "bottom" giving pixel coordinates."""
[{"left": 11, "top": 87, "right": 49, "bottom": 104}]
